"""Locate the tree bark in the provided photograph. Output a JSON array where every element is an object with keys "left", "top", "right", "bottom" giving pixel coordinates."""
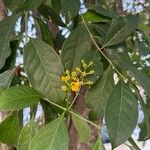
[
  {"left": 68, "top": 0, "right": 102, "bottom": 148},
  {"left": 0, "top": 0, "right": 5, "bottom": 21},
  {"left": 68, "top": 87, "right": 101, "bottom": 150},
  {"left": 118, "top": 0, "right": 125, "bottom": 15}
]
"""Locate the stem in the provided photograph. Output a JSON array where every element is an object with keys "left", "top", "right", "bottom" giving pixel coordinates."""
[
  {"left": 0, "top": 111, "right": 13, "bottom": 123},
  {"left": 25, "top": 11, "right": 28, "bottom": 44},
  {"left": 81, "top": 15, "right": 126, "bottom": 81},
  {"left": 128, "top": 137, "right": 141, "bottom": 150},
  {"left": 67, "top": 91, "right": 79, "bottom": 110},
  {"left": 70, "top": 110, "right": 100, "bottom": 129},
  {"left": 44, "top": 99, "right": 67, "bottom": 111},
  {"left": 44, "top": 98, "right": 100, "bottom": 129}
]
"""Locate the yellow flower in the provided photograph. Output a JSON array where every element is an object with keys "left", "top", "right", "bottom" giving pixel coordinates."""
[
  {"left": 71, "top": 80, "right": 82, "bottom": 92},
  {"left": 61, "top": 85, "right": 67, "bottom": 92},
  {"left": 72, "top": 76, "right": 78, "bottom": 81},
  {"left": 82, "top": 71, "right": 87, "bottom": 77},
  {"left": 61, "top": 75, "right": 70, "bottom": 81},
  {"left": 89, "top": 70, "right": 95, "bottom": 74},
  {"left": 86, "top": 81, "right": 93, "bottom": 85},
  {"left": 61, "top": 76, "right": 66, "bottom": 81},
  {"left": 89, "top": 61, "right": 93, "bottom": 66},
  {"left": 61, "top": 60, "right": 95, "bottom": 93},
  {"left": 76, "top": 67, "right": 81, "bottom": 72},
  {"left": 65, "top": 76, "right": 70, "bottom": 81},
  {"left": 71, "top": 71, "right": 77, "bottom": 77},
  {"left": 65, "top": 70, "right": 70, "bottom": 75},
  {"left": 81, "top": 59, "right": 87, "bottom": 68}
]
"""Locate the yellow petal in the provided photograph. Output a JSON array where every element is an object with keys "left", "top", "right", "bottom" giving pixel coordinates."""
[{"left": 61, "top": 85, "right": 67, "bottom": 92}]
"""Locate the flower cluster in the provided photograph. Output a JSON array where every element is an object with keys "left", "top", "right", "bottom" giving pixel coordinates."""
[{"left": 61, "top": 60, "right": 95, "bottom": 93}]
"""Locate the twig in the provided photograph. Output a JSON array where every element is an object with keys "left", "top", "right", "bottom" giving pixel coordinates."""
[
  {"left": 81, "top": 15, "right": 126, "bottom": 81},
  {"left": 44, "top": 98, "right": 100, "bottom": 129}
]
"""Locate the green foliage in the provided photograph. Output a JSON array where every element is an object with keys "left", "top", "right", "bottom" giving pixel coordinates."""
[
  {"left": 0, "top": 0, "right": 149, "bottom": 149},
  {"left": 28, "top": 114, "right": 69, "bottom": 150},
  {"left": 89, "top": 5, "right": 118, "bottom": 19},
  {"left": 0, "top": 68, "right": 16, "bottom": 88},
  {"left": 0, "top": 86, "right": 41, "bottom": 111},
  {"left": 92, "top": 137, "right": 105, "bottom": 150},
  {"left": 24, "top": 38, "right": 65, "bottom": 103},
  {"left": 86, "top": 66, "right": 114, "bottom": 119},
  {"left": 17, "top": 120, "right": 37, "bottom": 150},
  {"left": 83, "top": 10, "right": 110, "bottom": 23},
  {"left": 3, "top": 0, "right": 23, "bottom": 11},
  {"left": 72, "top": 113, "right": 90, "bottom": 143},
  {"left": 40, "top": 100, "right": 58, "bottom": 123},
  {"left": 103, "top": 15, "right": 139, "bottom": 47},
  {"left": 138, "top": 24, "right": 150, "bottom": 34},
  {"left": 82, "top": 49, "right": 103, "bottom": 84},
  {"left": 22, "top": 0, "right": 44, "bottom": 10},
  {"left": 38, "top": 4, "right": 66, "bottom": 27},
  {"left": 134, "top": 31, "right": 150, "bottom": 56},
  {"left": 61, "top": 0, "right": 80, "bottom": 19},
  {"left": 0, "top": 15, "right": 18, "bottom": 69},
  {"left": 0, "top": 112, "right": 20, "bottom": 144},
  {"left": 4, "top": 0, "right": 44, "bottom": 11},
  {"left": 36, "top": 18, "right": 54, "bottom": 47},
  {"left": 128, "top": 66, "right": 150, "bottom": 98},
  {"left": 105, "top": 82, "right": 138, "bottom": 148},
  {"left": 62, "top": 24, "right": 91, "bottom": 70},
  {"left": 139, "top": 100, "right": 150, "bottom": 141}
]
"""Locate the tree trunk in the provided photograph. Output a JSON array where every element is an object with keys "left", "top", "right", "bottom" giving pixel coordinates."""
[
  {"left": 0, "top": 0, "right": 5, "bottom": 21},
  {"left": 118, "top": 0, "right": 125, "bottom": 15},
  {"left": 68, "top": 0, "right": 102, "bottom": 148},
  {"left": 68, "top": 88, "right": 101, "bottom": 150}
]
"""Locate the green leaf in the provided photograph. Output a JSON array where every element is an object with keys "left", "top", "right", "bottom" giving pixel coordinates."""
[
  {"left": 106, "top": 45, "right": 150, "bottom": 98},
  {"left": 44, "top": 0, "right": 61, "bottom": 13},
  {"left": 61, "top": 0, "right": 80, "bottom": 19},
  {"left": 83, "top": 10, "right": 110, "bottom": 23},
  {"left": 135, "top": 32, "right": 150, "bottom": 56},
  {"left": 28, "top": 114, "right": 69, "bottom": 150},
  {"left": 23, "top": 0, "right": 44, "bottom": 10},
  {"left": 0, "top": 40, "right": 19, "bottom": 73},
  {"left": 138, "top": 24, "right": 150, "bottom": 34},
  {"left": 51, "top": 0, "right": 61, "bottom": 12},
  {"left": 40, "top": 100, "right": 58, "bottom": 123},
  {"left": 103, "top": 15, "right": 139, "bottom": 47},
  {"left": 72, "top": 113, "right": 90, "bottom": 143},
  {"left": 90, "top": 24, "right": 109, "bottom": 41},
  {"left": 3, "top": 0, "right": 23, "bottom": 11},
  {"left": 89, "top": 5, "right": 118, "bottom": 19},
  {"left": 0, "top": 88, "right": 4, "bottom": 95},
  {"left": 126, "top": 65, "right": 150, "bottom": 98},
  {"left": 105, "top": 82, "right": 138, "bottom": 148},
  {"left": 17, "top": 120, "right": 37, "bottom": 150},
  {"left": 92, "top": 137, "right": 105, "bottom": 150},
  {"left": 38, "top": 4, "right": 66, "bottom": 27},
  {"left": 139, "top": 99, "right": 150, "bottom": 141},
  {"left": 36, "top": 18, "right": 54, "bottom": 47},
  {"left": 0, "top": 86, "right": 41, "bottom": 111},
  {"left": 0, "top": 15, "right": 18, "bottom": 69},
  {"left": 0, "top": 112, "right": 20, "bottom": 144},
  {"left": 62, "top": 24, "right": 91, "bottom": 70},
  {"left": 128, "top": 137, "right": 141, "bottom": 150},
  {"left": 24, "top": 38, "right": 65, "bottom": 102},
  {"left": 86, "top": 66, "right": 114, "bottom": 119},
  {"left": 82, "top": 49, "right": 103, "bottom": 84},
  {"left": 0, "top": 68, "right": 16, "bottom": 88}
]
